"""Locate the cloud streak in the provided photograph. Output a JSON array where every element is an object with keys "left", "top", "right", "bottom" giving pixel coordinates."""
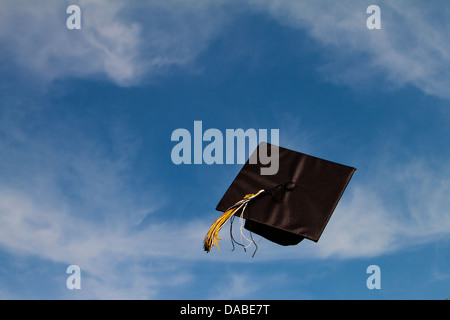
[
  {"left": 0, "top": 107, "right": 448, "bottom": 298},
  {"left": 0, "top": 0, "right": 232, "bottom": 86},
  {"left": 0, "top": 0, "right": 448, "bottom": 299},
  {"left": 247, "top": 0, "right": 450, "bottom": 99},
  {"left": 1, "top": 0, "right": 449, "bottom": 99},
  {"left": 0, "top": 0, "right": 141, "bottom": 85}
]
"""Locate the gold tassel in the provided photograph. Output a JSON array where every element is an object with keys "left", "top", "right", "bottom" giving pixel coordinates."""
[{"left": 203, "top": 190, "right": 264, "bottom": 253}]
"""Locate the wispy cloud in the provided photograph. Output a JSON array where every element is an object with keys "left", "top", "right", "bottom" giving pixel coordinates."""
[
  {"left": 212, "top": 273, "right": 261, "bottom": 299},
  {"left": 0, "top": 108, "right": 448, "bottom": 298},
  {"left": 1, "top": 1, "right": 448, "bottom": 98},
  {"left": 0, "top": 0, "right": 232, "bottom": 86},
  {"left": 0, "top": 0, "right": 448, "bottom": 299},
  {"left": 0, "top": 0, "right": 141, "bottom": 85},
  {"left": 256, "top": 158, "right": 450, "bottom": 260},
  {"left": 247, "top": 0, "right": 450, "bottom": 99},
  {"left": 0, "top": 99, "right": 203, "bottom": 298}
]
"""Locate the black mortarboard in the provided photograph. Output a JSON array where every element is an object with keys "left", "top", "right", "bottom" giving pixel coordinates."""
[{"left": 203, "top": 142, "right": 356, "bottom": 255}]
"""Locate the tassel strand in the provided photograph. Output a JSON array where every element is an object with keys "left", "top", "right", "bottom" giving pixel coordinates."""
[{"left": 203, "top": 190, "right": 264, "bottom": 253}]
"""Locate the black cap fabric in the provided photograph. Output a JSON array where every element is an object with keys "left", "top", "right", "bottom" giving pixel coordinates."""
[{"left": 215, "top": 142, "right": 356, "bottom": 247}]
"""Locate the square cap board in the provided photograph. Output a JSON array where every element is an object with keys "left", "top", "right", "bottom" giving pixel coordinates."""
[{"left": 215, "top": 142, "right": 356, "bottom": 246}]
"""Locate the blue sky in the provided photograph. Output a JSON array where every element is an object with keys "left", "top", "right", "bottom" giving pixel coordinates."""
[{"left": 0, "top": 0, "right": 449, "bottom": 299}]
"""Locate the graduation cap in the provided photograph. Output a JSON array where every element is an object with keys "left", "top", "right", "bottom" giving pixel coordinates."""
[{"left": 203, "top": 142, "right": 356, "bottom": 256}]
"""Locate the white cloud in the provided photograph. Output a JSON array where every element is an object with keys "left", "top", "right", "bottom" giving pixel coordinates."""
[
  {"left": 212, "top": 156, "right": 450, "bottom": 261},
  {"left": 1, "top": 1, "right": 448, "bottom": 98},
  {"left": 0, "top": 166, "right": 206, "bottom": 298},
  {"left": 312, "top": 186, "right": 400, "bottom": 258},
  {"left": 295, "top": 158, "right": 450, "bottom": 259},
  {"left": 0, "top": 104, "right": 448, "bottom": 297},
  {"left": 0, "top": 0, "right": 449, "bottom": 299},
  {"left": 0, "top": 101, "right": 205, "bottom": 298},
  {"left": 212, "top": 273, "right": 260, "bottom": 299},
  {"left": 0, "top": 0, "right": 139, "bottom": 85},
  {"left": 210, "top": 272, "right": 289, "bottom": 299},
  {"left": 246, "top": 0, "right": 450, "bottom": 99},
  {"left": 0, "top": 0, "right": 232, "bottom": 86},
  {"left": 0, "top": 184, "right": 209, "bottom": 299}
]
